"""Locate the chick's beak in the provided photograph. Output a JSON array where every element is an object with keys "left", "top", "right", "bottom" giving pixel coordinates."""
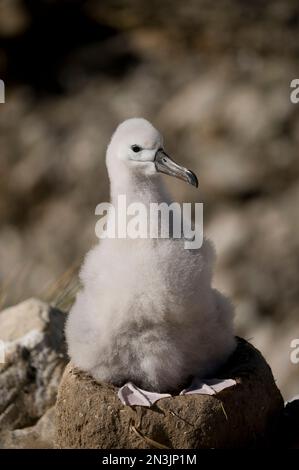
[{"left": 154, "top": 149, "right": 198, "bottom": 188}]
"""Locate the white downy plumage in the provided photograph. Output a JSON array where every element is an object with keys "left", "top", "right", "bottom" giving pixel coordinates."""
[{"left": 66, "top": 118, "right": 236, "bottom": 393}]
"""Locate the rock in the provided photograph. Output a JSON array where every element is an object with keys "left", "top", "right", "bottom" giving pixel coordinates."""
[
  {"left": 0, "top": 407, "right": 55, "bottom": 449},
  {"left": 55, "top": 338, "right": 284, "bottom": 449},
  {"left": 0, "top": 298, "right": 67, "bottom": 431}
]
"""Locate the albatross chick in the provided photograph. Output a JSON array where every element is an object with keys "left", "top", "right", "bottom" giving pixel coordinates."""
[{"left": 66, "top": 118, "right": 236, "bottom": 393}]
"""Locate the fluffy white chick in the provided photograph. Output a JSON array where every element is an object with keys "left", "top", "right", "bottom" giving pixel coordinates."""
[{"left": 66, "top": 118, "right": 236, "bottom": 393}]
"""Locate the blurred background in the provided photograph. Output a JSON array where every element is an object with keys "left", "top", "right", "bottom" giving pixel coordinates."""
[{"left": 0, "top": 0, "right": 298, "bottom": 400}]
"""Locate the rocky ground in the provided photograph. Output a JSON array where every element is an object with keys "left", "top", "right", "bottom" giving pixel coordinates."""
[
  {"left": 0, "top": 0, "right": 298, "bottom": 443},
  {"left": 0, "top": 299, "right": 66, "bottom": 448},
  {"left": 0, "top": 299, "right": 298, "bottom": 449}
]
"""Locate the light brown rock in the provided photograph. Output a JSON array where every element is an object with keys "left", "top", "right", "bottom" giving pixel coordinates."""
[
  {"left": 0, "top": 407, "right": 55, "bottom": 449},
  {"left": 0, "top": 298, "right": 67, "bottom": 431},
  {"left": 55, "top": 338, "right": 284, "bottom": 449}
]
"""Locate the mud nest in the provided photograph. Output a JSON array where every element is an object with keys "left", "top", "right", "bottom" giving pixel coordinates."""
[{"left": 55, "top": 338, "right": 283, "bottom": 449}]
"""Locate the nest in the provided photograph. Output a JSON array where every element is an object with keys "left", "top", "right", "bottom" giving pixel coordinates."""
[{"left": 55, "top": 338, "right": 283, "bottom": 449}]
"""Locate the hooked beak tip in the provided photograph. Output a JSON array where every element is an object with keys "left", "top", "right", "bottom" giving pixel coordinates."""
[
  {"left": 155, "top": 149, "right": 199, "bottom": 189},
  {"left": 187, "top": 170, "right": 199, "bottom": 188}
]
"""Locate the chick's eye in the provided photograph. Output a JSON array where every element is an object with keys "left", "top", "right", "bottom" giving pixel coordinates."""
[{"left": 131, "top": 145, "right": 142, "bottom": 153}]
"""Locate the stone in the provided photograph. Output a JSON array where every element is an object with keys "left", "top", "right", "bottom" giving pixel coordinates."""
[
  {"left": 0, "top": 298, "right": 67, "bottom": 431},
  {"left": 55, "top": 338, "right": 284, "bottom": 449},
  {"left": 0, "top": 406, "right": 55, "bottom": 449}
]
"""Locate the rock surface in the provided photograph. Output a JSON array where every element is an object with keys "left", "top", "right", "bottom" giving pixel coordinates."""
[
  {"left": 55, "top": 338, "right": 284, "bottom": 449},
  {"left": 0, "top": 407, "right": 55, "bottom": 449},
  {"left": 0, "top": 298, "right": 67, "bottom": 432}
]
